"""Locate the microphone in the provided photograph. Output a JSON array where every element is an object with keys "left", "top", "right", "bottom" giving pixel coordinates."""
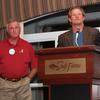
[
  {"left": 75, "top": 27, "right": 80, "bottom": 46},
  {"left": 76, "top": 26, "right": 80, "bottom": 33}
]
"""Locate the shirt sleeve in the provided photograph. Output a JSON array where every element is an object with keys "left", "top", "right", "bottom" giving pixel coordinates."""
[{"left": 30, "top": 45, "right": 38, "bottom": 69}]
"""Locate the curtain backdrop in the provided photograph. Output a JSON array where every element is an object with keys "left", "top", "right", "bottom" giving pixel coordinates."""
[
  {"left": 0, "top": 0, "right": 100, "bottom": 28},
  {"left": 0, "top": 0, "right": 100, "bottom": 40}
]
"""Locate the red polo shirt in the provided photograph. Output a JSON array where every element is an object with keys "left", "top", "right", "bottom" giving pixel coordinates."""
[{"left": 0, "top": 38, "right": 37, "bottom": 79}]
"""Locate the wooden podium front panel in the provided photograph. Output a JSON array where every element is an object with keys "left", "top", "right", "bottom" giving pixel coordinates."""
[
  {"left": 37, "top": 46, "right": 96, "bottom": 100},
  {"left": 37, "top": 47, "right": 94, "bottom": 85}
]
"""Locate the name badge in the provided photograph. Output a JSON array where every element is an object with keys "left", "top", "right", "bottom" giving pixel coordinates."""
[{"left": 9, "top": 48, "right": 15, "bottom": 55}]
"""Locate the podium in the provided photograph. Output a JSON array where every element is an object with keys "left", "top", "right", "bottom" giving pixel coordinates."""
[{"left": 37, "top": 45, "right": 100, "bottom": 100}]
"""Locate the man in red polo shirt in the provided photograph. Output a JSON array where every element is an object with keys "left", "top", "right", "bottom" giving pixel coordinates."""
[{"left": 0, "top": 19, "right": 37, "bottom": 100}]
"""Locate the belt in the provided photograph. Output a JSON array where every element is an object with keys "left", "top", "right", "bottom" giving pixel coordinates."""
[{"left": 0, "top": 75, "right": 27, "bottom": 82}]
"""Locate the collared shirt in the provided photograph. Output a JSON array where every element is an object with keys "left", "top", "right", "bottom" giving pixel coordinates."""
[
  {"left": 73, "top": 32, "right": 83, "bottom": 46},
  {"left": 0, "top": 38, "right": 37, "bottom": 79}
]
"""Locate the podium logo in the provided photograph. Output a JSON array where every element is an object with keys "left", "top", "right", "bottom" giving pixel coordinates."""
[{"left": 45, "top": 58, "right": 86, "bottom": 75}]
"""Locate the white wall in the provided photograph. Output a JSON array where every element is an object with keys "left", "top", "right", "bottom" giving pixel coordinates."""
[{"left": 23, "top": 30, "right": 67, "bottom": 47}]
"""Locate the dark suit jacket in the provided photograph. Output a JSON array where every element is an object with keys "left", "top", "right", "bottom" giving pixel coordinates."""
[{"left": 57, "top": 26, "right": 100, "bottom": 47}]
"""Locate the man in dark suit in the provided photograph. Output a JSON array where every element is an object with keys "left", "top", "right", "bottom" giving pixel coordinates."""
[
  {"left": 55, "top": 6, "right": 100, "bottom": 100},
  {"left": 57, "top": 6, "right": 100, "bottom": 47}
]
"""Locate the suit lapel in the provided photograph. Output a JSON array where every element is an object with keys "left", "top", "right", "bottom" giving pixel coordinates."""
[
  {"left": 66, "top": 30, "right": 74, "bottom": 46},
  {"left": 83, "top": 27, "right": 90, "bottom": 44}
]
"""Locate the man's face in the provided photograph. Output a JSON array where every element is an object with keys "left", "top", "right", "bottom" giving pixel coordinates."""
[
  {"left": 7, "top": 21, "right": 20, "bottom": 39},
  {"left": 68, "top": 8, "right": 85, "bottom": 25}
]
